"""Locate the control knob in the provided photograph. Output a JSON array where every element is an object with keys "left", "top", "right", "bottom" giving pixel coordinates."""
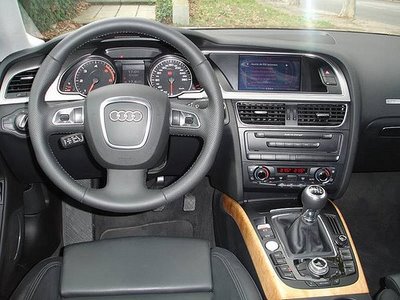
[
  {"left": 254, "top": 167, "right": 270, "bottom": 182},
  {"left": 308, "top": 257, "right": 329, "bottom": 276},
  {"left": 335, "top": 234, "right": 348, "bottom": 247},
  {"left": 14, "top": 112, "right": 28, "bottom": 132},
  {"left": 315, "top": 168, "right": 331, "bottom": 183}
]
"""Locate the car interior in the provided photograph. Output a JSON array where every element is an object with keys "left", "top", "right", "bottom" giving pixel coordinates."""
[{"left": 0, "top": 0, "right": 400, "bottom": 299}]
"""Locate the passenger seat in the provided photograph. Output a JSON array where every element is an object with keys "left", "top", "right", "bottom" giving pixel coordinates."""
[{"left": 377, "top": 274, "right": 400, "bottom": 300}]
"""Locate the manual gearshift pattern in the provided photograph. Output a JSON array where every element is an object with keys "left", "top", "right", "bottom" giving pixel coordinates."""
[{"left": 301, "top": 185, "right": 328, "bottom": 224}]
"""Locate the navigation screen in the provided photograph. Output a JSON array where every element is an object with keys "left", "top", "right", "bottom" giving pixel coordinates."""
[{"left": 238, "top": 56, "right": 301, "bottom": 91}]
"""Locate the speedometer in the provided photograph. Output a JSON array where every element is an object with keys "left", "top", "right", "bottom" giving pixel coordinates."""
[
  {"left": 74, "top": 57, "right": 116, "bottom": 96},
  {"left": 148, "top": 56, "right": 192, "bottom": 97}
]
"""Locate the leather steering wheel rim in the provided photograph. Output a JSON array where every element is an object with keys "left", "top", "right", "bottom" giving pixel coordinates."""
[{"left": 28, "top": 18, "right": 224, "bottom": 213}]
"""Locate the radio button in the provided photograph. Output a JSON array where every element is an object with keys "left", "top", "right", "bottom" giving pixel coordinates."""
[
  {"left": 293, "top": 142, "right": 302, "bottom": 148},
  {"left": 261, "top": 154, "right": 276, "bottom": 160},
  {"left": 255, "top": 132, "right": 265, "bottom": 138},
  {"left": 276, "top": 154, "right": 290, "bottom": 161},
  {"left": 248, "top": 166, "right": 258, "bottom": 173},
  {"left": 247, "top": 154, "right": 261, "bottom": 160}
]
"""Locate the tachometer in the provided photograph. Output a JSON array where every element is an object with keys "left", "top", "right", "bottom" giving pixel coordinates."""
[
  {"left": 149, "top": 56, "right": 192, "bottom": 97},
  {"left": 74, "top": 57, "right": 116, "bottom": 96}
]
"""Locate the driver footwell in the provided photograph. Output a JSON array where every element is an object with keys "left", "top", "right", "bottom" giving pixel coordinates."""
[{"left": 62, "top": 178, "right": 216, "bottom": 246}]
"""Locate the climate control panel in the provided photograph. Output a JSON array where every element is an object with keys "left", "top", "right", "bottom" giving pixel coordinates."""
[{"left": 247, "top": 166, "right": 336, "bottom": 188}]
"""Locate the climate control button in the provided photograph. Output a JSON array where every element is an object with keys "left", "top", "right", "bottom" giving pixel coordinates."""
[
  {"left": 315, "top": 168, "right": 332, "bottom": 183},
  {"left": 254, "top": 167, "right": 270, "bottom": 181}
]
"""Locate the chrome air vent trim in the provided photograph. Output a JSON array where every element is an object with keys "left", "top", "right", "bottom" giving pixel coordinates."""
[
  {"left": 0, "top": 65, "right": 40, "bottom": 105},
  {"left": 297, "top": 104, "right": 347, "bottom": 126},
  {"left": 237, "top": 102, "right": 286, "bottom": 125},
  {"left": 5, "top": 68, "right": 39, "bottom": 98},
  {"left": 235, "top": 101, "right": 348, "bottom": 128}
]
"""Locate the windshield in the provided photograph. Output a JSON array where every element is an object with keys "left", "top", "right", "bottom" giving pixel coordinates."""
[{"left": 18, "top": 0, "right": 400, "bottom": 40}]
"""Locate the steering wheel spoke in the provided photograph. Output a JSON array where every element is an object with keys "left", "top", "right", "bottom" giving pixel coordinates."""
[
  {"left": 105, "top": 168, "right": 148, "bottom": 195},
  {"left": 169, "top": 101, "right": 208, "bottom": 138},
  {"left": 43, "top": 100, "right": 85, "bottom": 135},
  {"left": 83, "top": 169, "right": 166, "bottom": 212}
]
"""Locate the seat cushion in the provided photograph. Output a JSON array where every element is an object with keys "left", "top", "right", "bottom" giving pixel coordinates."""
[
  {"left": 377, "top": 289, "right": 400, "bottom": 300},
  {"left": 11, "top": 237, "right": 262, "bottom": 300},
  {"left": 61, "top": 237, "right": 212, "bottom": 297},
  {"left": 211, "top": 247, "right": 263, "bottom": 300},
  {"left": 376, "top": 273, "right": 400, "bottom": 300},
  {"left": 11, "top": 257, "right": 62, "bottom": 300}
]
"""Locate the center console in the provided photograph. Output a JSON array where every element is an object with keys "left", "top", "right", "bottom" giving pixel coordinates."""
[
  {"left": 222, "top": 191, "right": 370, "bottom": 300},
  {"left": 257, "top": 186, "right": 358, "bottom": 289},
  {"left": 210, "top": 51, "right": 366, "bottom": 299},
  {"left": 208, "top": 51, "right": 351, "bottom": 198}
]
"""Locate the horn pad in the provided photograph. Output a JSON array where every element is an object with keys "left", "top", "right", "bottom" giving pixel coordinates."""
[{"left": 85, "top": 84, "right": 170, "bottom": 169}]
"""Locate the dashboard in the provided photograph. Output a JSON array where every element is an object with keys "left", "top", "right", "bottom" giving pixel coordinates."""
[{"left": 0, "top": 29, "right": 399, "bottom": 201}]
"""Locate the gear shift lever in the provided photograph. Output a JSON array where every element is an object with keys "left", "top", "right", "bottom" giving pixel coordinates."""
[
  {"left": 272, "top": 185, "right": 333, "bottom": 255},
  {"left": 301, "top": 185, "right": 328, "bottom": 223}
]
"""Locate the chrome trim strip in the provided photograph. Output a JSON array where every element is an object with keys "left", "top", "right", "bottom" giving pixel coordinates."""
[
  {"left": 0, "top": 50, "right": 350, "bottom": 105},
  {"left": 99, "top": 97, "right": 151, "bottom": 150},
  {"left": 169, "top": 109, "right": 201, "bottom": 129},
  {"left": 46, "top": 75, "right": 85, "bottom": 102},
  {"left": 52, "top": 106, "right": 84, "bottom": 126},
  {"left": 386, "top": 99, "right": 400, "bottom": 105}
]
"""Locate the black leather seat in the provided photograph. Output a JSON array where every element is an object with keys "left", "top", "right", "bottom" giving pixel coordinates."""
[
  {"left": 377, "top": 274, "right": 400, "bottom": 300},
  {"left": 11, "top": 237, "right": 262, "bottom": 300}
]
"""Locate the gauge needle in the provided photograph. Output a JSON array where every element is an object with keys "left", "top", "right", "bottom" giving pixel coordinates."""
[
  {"left": 168, "top": 77, "right": 175, "bottom": 96},
  {"left": 88, "top": 78, "right": 99, "bottom": 93}
]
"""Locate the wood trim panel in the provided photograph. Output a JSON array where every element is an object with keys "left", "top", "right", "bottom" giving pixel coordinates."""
[{"left": 222, "top": 194, "right": 369, "bottom": 300}]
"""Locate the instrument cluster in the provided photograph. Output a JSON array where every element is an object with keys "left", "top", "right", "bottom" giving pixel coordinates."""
[{"left": 59, "top": 54, "right": 202, "bottom": 98}]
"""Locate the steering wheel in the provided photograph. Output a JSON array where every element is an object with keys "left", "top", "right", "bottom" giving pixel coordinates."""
[{"left": 28, "top": 18, "right": 224, "bottom": 213}]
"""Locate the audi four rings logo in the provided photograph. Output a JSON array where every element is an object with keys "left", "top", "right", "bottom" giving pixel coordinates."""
[{"left": 109, "top": 110, "right": 143, "bottom": 122}]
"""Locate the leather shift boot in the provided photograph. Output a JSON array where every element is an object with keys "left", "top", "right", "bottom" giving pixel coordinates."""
[{"left": 272, "top": 213, "right": 333, "bottom": 256}]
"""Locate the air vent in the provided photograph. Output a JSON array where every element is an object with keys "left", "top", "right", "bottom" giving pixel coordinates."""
[
  {"left": 297, "top": 104, "right": 346, "bottom": 126},
  {"left": 6, "top": 68, "right": 38, "bottom": 98},
  {"left": 237, "top": 102, "right": 286, "bottom": 125},
  {"left": 325, "top": 214, "right": 344, "bottom": 235}
]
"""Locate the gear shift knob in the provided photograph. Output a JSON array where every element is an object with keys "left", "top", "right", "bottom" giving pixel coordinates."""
[{"left": 301, "top": 185, "right": 328, "bottom": 223}]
